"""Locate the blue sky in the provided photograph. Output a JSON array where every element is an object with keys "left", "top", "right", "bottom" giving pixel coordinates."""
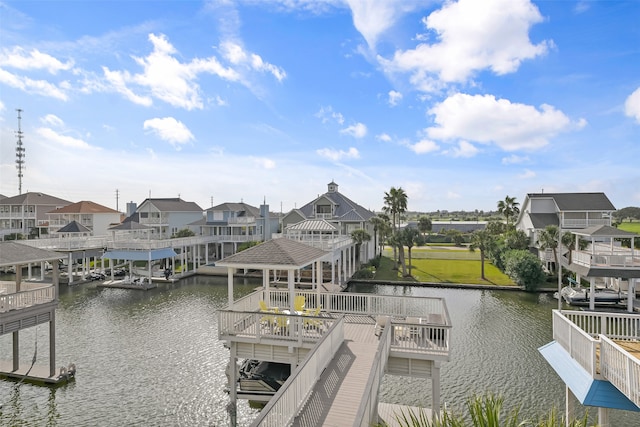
[{"left": 1, "top": 0, "right": 638, "bottom": 213}]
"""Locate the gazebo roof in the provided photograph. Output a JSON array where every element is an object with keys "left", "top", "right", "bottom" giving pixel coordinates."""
[
  {"left": 0, "top": 242, "right": 65, "bottom": 267},
  {"left": 216, "top": 237, "right": 329, "bottom": 270},
  {"left": 57, "top": 220, "right": 91, "bottom": 233},
  {"left": 573, "top": 225, "right": 638, "bottom": 238},
  {"left": 109, "top": 220, "right": 149, "bottom": 231},
  {"left": 286, "top": 219, "right": 337, "bottom": 232}
]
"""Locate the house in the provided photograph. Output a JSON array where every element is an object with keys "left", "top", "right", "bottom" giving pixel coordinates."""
[
  {"left": 281, "top": 181, "right": 376, "bottom": 262},
  {"left": 46, "top": 200, "right": 122, "bottom": 236},
  {"left": 133, "top": 198, "right": 204, "bottom": 239},
  {"left": 190, "top": 201, "right": 280, "bottom": 259},
  {"left": 0, "top": 192, "right": 72, "bottom": 239}
]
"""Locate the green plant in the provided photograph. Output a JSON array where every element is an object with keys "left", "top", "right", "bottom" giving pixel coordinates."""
[{"left": 503, "top": 250, "right": 546, "bottom": 291}]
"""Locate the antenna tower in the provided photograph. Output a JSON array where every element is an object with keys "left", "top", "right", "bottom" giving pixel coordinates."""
[{"left": 15, "top": 109, "right": 26, "bottom": 194}]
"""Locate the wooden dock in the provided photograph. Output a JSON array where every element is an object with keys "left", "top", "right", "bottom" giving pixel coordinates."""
[{"left": 0, "top": 360, "right": 75, "bottom": 386}]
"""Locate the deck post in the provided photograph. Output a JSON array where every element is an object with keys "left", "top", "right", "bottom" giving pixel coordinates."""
[
  {"left": 12, "top": 331, "right": 19, "bottom": 372},
  {"left": 49, "top": 313, "right": 56, "bottom": 377},
  {"left": 432, "top": 361, "right": 441, "bottom": 417},
  {"left": 597, "top": 406, "right": 609, "bottom": 427},
  {"left": 565, "top": 385, "right": 574, "bottom": 426}
]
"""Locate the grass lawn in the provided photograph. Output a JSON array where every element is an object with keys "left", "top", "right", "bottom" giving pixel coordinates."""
[
  {"left": 373, "top": 252, "right": 515, "bottom": 286},
  {"left": 618, "top": 221, "right": 640, "bottom": 234}
]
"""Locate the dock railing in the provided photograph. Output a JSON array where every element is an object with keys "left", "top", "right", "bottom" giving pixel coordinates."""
[
  {"left": 600, "top": 335, "right": 640, "bottom": 408},
  {"left": 353, "top": 319, "right": 392, "bottom": 427},
  {"left": 553, "top": 309, "right": 640, "bottom": 405},
  {"left": 250, "top": 315, "right": 346, "bottom": 427},
  {"left": 0, "top": 286, "right": 56, "bottom": 313}
]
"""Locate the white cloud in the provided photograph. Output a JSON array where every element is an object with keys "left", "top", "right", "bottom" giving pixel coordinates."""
[
  {"left": 0, "top": 100, "right": 4, "bottom": 112},
  {"left": 376, "top": 133, "right": 392, "bottom": 142},
  {"left": 0, "top": 47, "right": 74, "bottom": 74},
  {"left": 340, "top": 122, "right": 367, "bottom": 138},
  {"left": 36, "top": 127, "right": 93, "bottom": 149},
  {"left": 220, "top": 40, "right": 286, "bottom": 82},
  {"left": 379, "top": 0, "right": 550, "bottom": 90},
  {"left": 251, "top": 157, "right": 276, "bottom": 169},
  {"left": 316, "top": 147, "right": 360, "bottom": 161},
  {"left": 0, "top": 68, "right": 69, "bottom": 100},
  {"left": 315, "top": 106, "right": 344, "bottom": 124},
  {"left": 388, "top": 90, "right": 402, "bottom": 106},
  {"left": 518, "top": 169, "right": 536, "bottom": 179},
  {"left": 502, "top": 154, "right": 529, "bottom": 164},
  {"left": 346, "top": 0, "right": 422, "bottom": 48},
  {"left": 447, "top": 191, "right": 461, "bottom": 199},
  {"left": 409, "top": 139, "right": 439, "bottom": 154},
  {"left": 451, "top": 140, "right": 478, "bottom": 158},
  {"left": 143, "top": 117, "right": 194, "bottom": 149},
  {"left": 427, "top": 93, "right": 582, "bottom": 151},
  {"left": 41, "top": 114, "right": 65, "bottom": 127},
  {"left": 624, "top": 87, "right": 640, "bottom": 123}
]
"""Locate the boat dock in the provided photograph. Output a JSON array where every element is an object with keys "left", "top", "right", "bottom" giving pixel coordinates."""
[{"left": 0, "top": 360, "right": 75, "bottom": 387}]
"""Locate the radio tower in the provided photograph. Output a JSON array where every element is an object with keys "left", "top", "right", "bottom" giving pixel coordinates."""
[{"left": 15, "top": 109, "right": 26, "bottom": 194}]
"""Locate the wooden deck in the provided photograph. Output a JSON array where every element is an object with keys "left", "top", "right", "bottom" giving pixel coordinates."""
[
  {"left": 291, "top": 322, "right": 379, "bottom": 427},
  {"left": 0, "top": 360, "right": 75, "bottom": 386}
]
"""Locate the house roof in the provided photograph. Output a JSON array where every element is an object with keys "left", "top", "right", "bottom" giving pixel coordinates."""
[
  {"left": 208, "top": 202, "right": 261, "bottom": 216},
  {"left": 0, "top": 192, "right": 71, "bottom": 206},
  {"left": 141, "top": 198, "right": 203, "bottom": 212},
  {"left": 573, "top": 224, "right": 638, "bottom": 238},
  {"left": 527, "top": 193, "right": 616, "bottom": 211},
  {"left": 108, "top": 220, "right": 150, "bottom": 230},
  {"left": 286, "top": 219, "right": 337, "bottom": 232},
  {"left": 57, "top": 220, "right": 91, "bottom": 233},
  {"left": 0, "top": 242, "right": 65, "bottom": 267},
  {"left": 529, "top": 213, "right": 559, "bottom": 229},
  {"left": 296, "top": 188, "right": 374, "bottom": 223},
  {"left": 48, "top": 200, "right": 120, "bottom": 214},
  {"left": 215, "top": 238, "right": 328, "bottom": 270}
]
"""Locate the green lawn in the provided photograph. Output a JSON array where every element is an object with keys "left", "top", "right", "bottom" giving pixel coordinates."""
[
  {"left": 373, "top": 252, "right": 515, "bottom": 286},
  {"left": 618, "top": 221, "right": 640, "bottom": 234}
]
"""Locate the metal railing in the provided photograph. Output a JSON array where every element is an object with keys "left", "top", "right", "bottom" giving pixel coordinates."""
[
  {"left": 0, "top": 286, "right": 56, "bottom": 312},
  {"left": 251, "top": 316, "right": 345, "bottom": 427}
]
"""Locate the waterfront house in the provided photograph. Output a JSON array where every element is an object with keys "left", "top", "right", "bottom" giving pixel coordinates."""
[
  {"left": 0, "top": 192, "right": 72, "bottom": 239},
  {"left": 45, "top": 200, "right": 122, "bottom": 236},
  {"left": 133, "top": 197, "right": 203, "bottom": 239},
  {"left": 190, "top": 201, "right": 280, "bottom": 259},
  {"left": 281, "top": 181, "right": 376, "bottom": 263}
]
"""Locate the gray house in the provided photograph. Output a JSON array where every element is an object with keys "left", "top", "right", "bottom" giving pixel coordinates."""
[{"left": 134, "top": 198, "right": 204, "bottom": 238}]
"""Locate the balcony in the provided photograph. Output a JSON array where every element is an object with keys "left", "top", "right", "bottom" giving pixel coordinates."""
[
  {"left": 572, "top": 248, "right": 640, "bottom": 269},
  {"left": 562, "top": 218, "right": 611, "bottom": 229}
]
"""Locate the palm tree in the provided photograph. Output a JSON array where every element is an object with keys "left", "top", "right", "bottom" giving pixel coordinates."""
[
  {"left": 383, "top": 187, "right": 408, "bottom": 268},
  {"left": 388, "top": 231, "right": 407, "bottom": 276},
  {"left": 469, "top": 230, "right": 495, "bottom": 280},
  {"left": 417, "top": 216, "right": 432, "bottom": 237},
  {"left": 370, "top": 214, "right": 391, "bottom": 257},
  {"left": 350, "top": 229, "right": 371, "bottom": 267},
  {"left": 497, "top": 196, "right": 520, "bottom": 229},
  {"left": 537, "top": 225, "right": 559, "bottom": 273},
  {"left": 400, "top": 227, "right": 424, "bottom": 276}
]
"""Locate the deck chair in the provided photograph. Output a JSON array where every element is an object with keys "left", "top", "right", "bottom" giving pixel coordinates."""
[
  {"left": 259, "top": 300, "right": 274, "bottom": 312},
  {"left": 274, "top": 309, "right": 289, "bottom": 334},
  {"left": 374, "top": 315, "right": 389, "bottom": 337},
  {"left": 293, "top": 295, "right": 305, "bottom": 312},
  {"left": 259, "top": 301, "right": 276, "bottom": 329},
  {"left": 303, "top": 305, "right": 323, "bottom": 330},
  {"left": 406, "top": 317, "right": 422, "bottom": 341}
]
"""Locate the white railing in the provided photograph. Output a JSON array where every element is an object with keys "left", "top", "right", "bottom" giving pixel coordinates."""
[
  {"left": 285, "top": 234, "right": 353, "bottom": 251},
  {"left": 600, "top": 336, "right": 640, "bottom": 408},
  {"left": 390, "top": 321, "right": 451, "bottom": 358},
  {"left": 218, "top": 310, "right": 336, "bottom": 345},
  {"left": 266, "top": 290, "right": 450, "bottom": 323},
  {"left": 354, "top": 321, "right": 392, "bottom": 427},
  {"left": 572, "top": 250, "right": 640, "bottom": 268},
  {"left": 552, "top": 310, "right": 598, "bottom": 376},
  {"left": 21, "top": 236, "right": 109, "bottom": 250},
  {"left": 0, "top": 286, "right": 56, "bottom": 312},
  {"left": 251, "top": 316, "right": 345, "bottom": 427},
  {"left": 561, "top": 309, "right": 640, "bottom": 340},
  {"left": 227, "top": 217, "right": 256, "bottom": 224},
  {"left": 562, "top": 218, "right": 610, "bottom": 228},
  {"left": 201, "top": 234, "right": 263, "bottom": 243}
]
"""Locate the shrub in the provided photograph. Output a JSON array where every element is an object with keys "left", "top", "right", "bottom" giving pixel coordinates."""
[{"left": 503, "top": 250, "right": 546, "bottom": 291}]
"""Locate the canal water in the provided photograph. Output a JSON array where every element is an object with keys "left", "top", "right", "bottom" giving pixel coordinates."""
[{"left": 0, "top": 276, "right": 637, "bottom": 426}]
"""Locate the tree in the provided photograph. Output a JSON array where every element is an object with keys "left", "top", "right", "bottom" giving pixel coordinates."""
[
  {"left": 399, "top": 227, "right": 425, "bottom": 276},
  {"left": 350, "top": 228, "right": 371, "bottom": 267},
  {"left": 370, "top": 214, "right": 391, "bottom": 257},
  {"left": 537, "top": 225, "right": 559, "bottom": 273},
  {"left": 497, "top": 195, "right": 520, "bottom": 229},
  {"left": 485, "top": 220, "right": 506, "bottom": 236},
  {"left": 388, "top": 231, "right": 407, "bottom": 276},
  {"left": 417, "top": 216, "right": 432, "bottom": 236},
  {"left": 383, "top": 187, "right": 408, "bottom": 268},
  {"left": 469, "top": 230, "right": 495, "bottom": 280},
  {"left": 173, "top": 228, "right": 195, "bottom": 238},
  {"left": 503, "top": 230, "right": 529, "bottom": 250},
  {"left": 613, "top": 206, "right": 640, "bottom": 222},
  {"left": 503, "top": 250, "right": 546, "bottom": 291}
]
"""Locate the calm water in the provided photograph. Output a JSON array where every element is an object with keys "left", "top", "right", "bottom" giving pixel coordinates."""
[{"left": 0, "top": 277, "right": 637, "bottom": 426}]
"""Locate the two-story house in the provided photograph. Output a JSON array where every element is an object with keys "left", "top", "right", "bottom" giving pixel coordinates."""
[
  {"left": 0, "top": 192, "right": 71, "bottom": 239},
  {"left": 281, "top": 181, "right": 376, "bottom": 262},
  {"left": 191, "top": 201, "right": 280, "bottom": 259},
  {"left": 134, "top": 198, "right": 204, "bottom": 239},
  {"left": 46, "top": 200, "right": 122, "bottom": 236}
]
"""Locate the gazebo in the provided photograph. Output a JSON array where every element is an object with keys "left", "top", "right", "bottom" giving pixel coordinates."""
[{"left": 215, "top": 237, "right": 331, "bottom": 312}]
